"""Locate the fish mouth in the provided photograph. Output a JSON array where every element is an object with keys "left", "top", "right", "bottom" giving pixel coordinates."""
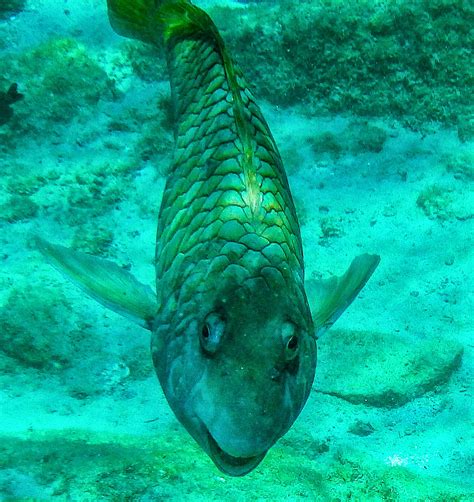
[{"left": 206, "top": 431, "right": 267, "bottom": 477}]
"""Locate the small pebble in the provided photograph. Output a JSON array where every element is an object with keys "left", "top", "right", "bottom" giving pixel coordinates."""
[
  {"left": 445, "top": 255, "right": 455, "bottom": 266},
  {"left": 348, "top": 420, "right": 375, "bottom": 436}
]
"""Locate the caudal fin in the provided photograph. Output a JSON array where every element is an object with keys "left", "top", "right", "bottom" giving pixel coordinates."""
[
  {"left": 107, "top": 0, "right": 163, "bottom": 43},
  {"left": 106, "top": 0, "right": 216, "bottom": 46}
]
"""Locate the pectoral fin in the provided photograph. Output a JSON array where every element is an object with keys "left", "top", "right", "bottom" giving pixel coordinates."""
[
  {"left": 34, "top": 237, "right": 157, "bottom": 329},
  {"left": 306, "top": 254, "right": 380, "bottom": 337}
]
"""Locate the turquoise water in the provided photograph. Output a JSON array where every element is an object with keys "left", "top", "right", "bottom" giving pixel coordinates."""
[{"left": 0, "top": 0, "right": 472, "bottom": 499}]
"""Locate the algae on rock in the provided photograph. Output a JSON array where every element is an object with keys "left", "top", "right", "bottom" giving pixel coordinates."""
[
  {"left": 416, "top": 184, "right": 474, "bottom": 222},
  {"left": 0, "top": 287, "right": 74, "bottom": 370},
  {"left": 212, "top": 0, "right": 473, "bottom": 134},
  {"left": 0, "top": 38, "right": 116, "bottom": 141},
  {"left": 0, "top": 194, "right": 38, "bottom": 223}
]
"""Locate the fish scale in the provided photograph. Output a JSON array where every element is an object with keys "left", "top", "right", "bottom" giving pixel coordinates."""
[{"left": 156, "top": 27, "right": 304, "bottom": 307}]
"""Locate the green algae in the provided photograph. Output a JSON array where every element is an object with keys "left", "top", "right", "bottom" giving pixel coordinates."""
[
  {"left": 132, "top": 102, "right": 174, "bottom": 168},
  {"left": 456, "top": 115, "right": 474, "bottom": 143},
  {"left": 18, "top": 38, "right": 114, "bottom": 121},
  {"left": 415, "top": 183, "right": 474, "bottom": 222},
  {"left": 309, "top": 120, "right": 389, "bottom": 159},
  {"left": 0, "top": 194, "right": 38, "bottom": 222},
  {"left": 121, "top": 42, "right": 167, "bottom": 83},
  {"left": 0, "top": 429, "right": 471, "bottom": 500},
  {"left": 41, "top": 159, "right": 142, "bottom": 231},
  {"left": 417, "top": 184, "right": 456, "bottom": 220},
  {"left": 309, "top": 132, "right": 343, "bottom": 160},
  {"left": 443, "top": 151, "right": 474, "bottom": 181},
  {"left": 6, "top": 174, "right": 46, "bottom": 196},
  {"left": 347, "top": 122, "right": 388, "bottom": 154},
  {"left": 71, "top": 224, "right": 115, "bottom": 256},
  {"left": 66, "top": 168, "right": 125, "bottom": 215},
  {"left": 0, "top": 37, "right": 115, "bottom": 146},
  {"left": 0, "top": 280, "right": 145, "bottom": 398},
  {"left": 319, "top": 216, "right": 344, "bottom": 242},
  {"left": 0, "top": 286, "right": 74, "bottom": 370}
]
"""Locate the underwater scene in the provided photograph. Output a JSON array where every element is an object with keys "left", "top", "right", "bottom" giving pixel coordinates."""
[{"left": 0, "top": 0, "right": 473, "bottom": 500}]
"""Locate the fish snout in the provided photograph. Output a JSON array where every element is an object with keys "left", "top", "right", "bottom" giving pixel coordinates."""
[
  {"left": 205, "top": 410, "right": 282, "bottom": 461},
  {"left": 195, "top": 380, "right": 290, "bottom": 460}
]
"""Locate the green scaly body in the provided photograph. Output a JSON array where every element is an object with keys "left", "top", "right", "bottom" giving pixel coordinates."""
[{"left": 154, "top": 1, "right": 306, "bottom": 326}]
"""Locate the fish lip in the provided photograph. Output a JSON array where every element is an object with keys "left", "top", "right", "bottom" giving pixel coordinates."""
[{"left": 206, "top": 431, "right": 266, "bottom": 477}]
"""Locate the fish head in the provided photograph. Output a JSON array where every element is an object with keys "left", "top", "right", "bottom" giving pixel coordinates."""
[{"left": 152, "top": 276, "right": 316, "bottom": 476}]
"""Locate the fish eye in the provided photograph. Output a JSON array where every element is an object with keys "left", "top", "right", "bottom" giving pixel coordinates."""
[
  {"left": 201, "top": 323, "right": 210, "bottom": 339},
  {"left": 281, "top": 322, "right": 299, "bottom": 362},
  {"left": 284, "top": 335, "right": 299, "bottom": 360},
  {"left": 287, "top": 335, "right": 298, "bottom": 351},
  {"left": 199, "top": 312, "right": 225, "bottom": 355}
]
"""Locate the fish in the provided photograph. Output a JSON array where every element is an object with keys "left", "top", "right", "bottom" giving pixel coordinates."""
[
  {"left": 0, "top": 83, "right": 23, "bottom": 126},
  {"left": 35, "top": 0, "right": 380, "bottom": 476}
]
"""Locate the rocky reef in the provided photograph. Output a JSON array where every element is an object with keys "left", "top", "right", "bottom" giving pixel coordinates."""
[
  {"left": 0, "top": 0, "right": 25, "bottom": 20},
  {"left": 210, "top": 0, "right": 473, "bottom": 140}
]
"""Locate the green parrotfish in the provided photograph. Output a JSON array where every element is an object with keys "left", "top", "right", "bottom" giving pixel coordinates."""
[{"left": 36, "top": 0, "right": 380, "bottom": 476}]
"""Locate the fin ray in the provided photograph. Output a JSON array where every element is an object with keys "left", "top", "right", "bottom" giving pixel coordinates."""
[
  {"left": 306, "top": 254, "right": 380, "bottom": 337},
  {"left": 34, "top": 237, "right": 157, "bottom": 329}
]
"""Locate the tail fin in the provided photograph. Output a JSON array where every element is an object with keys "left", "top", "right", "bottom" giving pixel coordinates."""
[
  {"left": 107, "top": 0, "right": 218, "bottom": 46},
  {"left": 107, "top": 0, "right": 163, "bottom": 44}
]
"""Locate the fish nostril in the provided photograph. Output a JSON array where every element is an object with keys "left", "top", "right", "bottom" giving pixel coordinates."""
[{"left": 270, "top": 367, "right": 282, "bottom": 382}]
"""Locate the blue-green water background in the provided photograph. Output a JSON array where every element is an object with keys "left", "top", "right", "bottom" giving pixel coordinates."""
[{"left": 0, "top": 0, "right": 472, "bottom": 499}]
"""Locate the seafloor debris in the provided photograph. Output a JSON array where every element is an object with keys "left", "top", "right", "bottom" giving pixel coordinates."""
[{"left": 0, "top": 83, "right": 23, "bottom": 125}]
